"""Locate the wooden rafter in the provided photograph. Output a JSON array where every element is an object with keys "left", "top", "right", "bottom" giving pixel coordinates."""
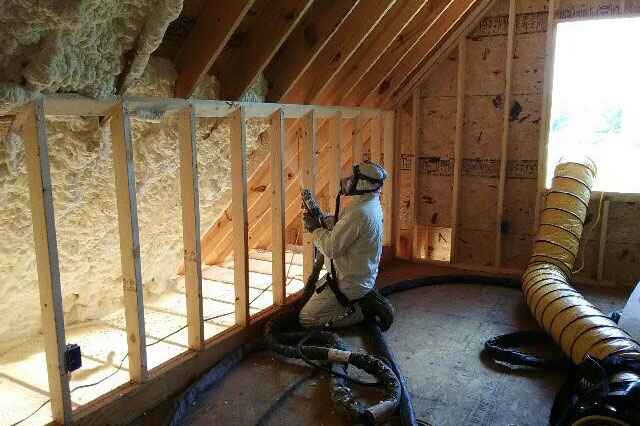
[
  {"left": 366, "top": 0, "right": 480, "bottom": 107},
  {"left": 174, "top": 0, "right": 256, "bottom": 98},
  {"left": 316, "top": 0, "right": 428, "bottom": 107},
  {"left": 281, "top": 0, "right": 397, "bottom": 104},
  {"left": 212, "top": 0, "right": 315, "bottom": 101},
  {"left": 391, "top": 0, "right": 496, "bottom": 107},
  {"left": 264, "top": 0, "right": 359, "bottom": 103},
  {"left": 339, "top": 0, "right": 450, "bottom": 107}
]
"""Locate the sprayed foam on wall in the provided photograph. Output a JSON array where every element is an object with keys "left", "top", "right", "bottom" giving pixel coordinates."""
[{"left": 0, "top": 56, "right": 271, "bottom": 347}]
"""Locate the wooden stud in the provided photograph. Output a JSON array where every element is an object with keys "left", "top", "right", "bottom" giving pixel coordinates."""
[
  {"left": 450, "top": 39, "right": 466, "bottom": 264},
  {"left": 109, "top": 101, "right": 147, "bottom": 383},
  {"left": 329, "top": 112, "right": 343, "bottom": 213},
  {"left": 174, "top": 0, "right": 256, "bottom": 98},
  {"left": 271, "top": 109, "right": 286, "bottom": 306},
  {"left": 177, "top": 106, "right": 204, "bottom": 351},
  {"left": 302, "top": 110, "right": 317, "bottom": 282},
  {"left": 533, "top": 0, "right": 557, "bottom": 233},
  {"left": 230, "top": 108, "right": 250, "bottom": 326},
  {"left": 353, "top": 111, "right": 364, "bottom": 165},
  {"left": 597, "top": 200, "right": 611, "bottom": 281},
  {"left": 411, "top": 88, "right": 420, "bottom": 259},
  {"left": 370, "top": 112, "right": 383, "bottom": 164},
  {"left": 393, "top": 108, "right": 403, "bottom": 256},
  {"left": 620, "top": 0, "right": 626, "bottom": 13},
  {"left": 494, "top": 0, "right": 516, "bottom": 268},
  {"left": 382, "top": 111, "right": 395, "bottom": 246},
  {"left": 22, "top": 100, "right": 73, "bottom": 424}
]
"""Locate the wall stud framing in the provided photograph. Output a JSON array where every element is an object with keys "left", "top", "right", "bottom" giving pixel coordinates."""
[
  {"left": 533, "top": 0, "right": 557, "bottom": 232},
  {"left": 494, "top": 0, "right": 516, "bottom": 268},
  {"left": 178, "top": 106, "right": 204, "bottom": 351},
  {"left": 22, "top": 99, "right": 73, "bottom": 423},
  {"left": 352, "top": 110, "right": 364, "bottom": 165},
  {"left": 109, "top": 101, "right": 148, "bottom": 383},
  {"left": 382, "top": 111, "right": 395, "bottom": 246},
  {"left": 597, "top": 200, "right": 611, "bottom": 282},
  {"left": 329, "top": 111, "right": 343, "bottom": 214},
  {"left": 411, "top": 88, "right": 420, "bottom": 259},
  {"left": 271, "top": 108, "right": 287, "bottom": 306},
  {"left": 450, "top": 39, "right": 466, "bottom": 264},
  {"left": 230, "top": 107, "right": 250, "bottom": 326},
  {"left": 302, "top": 110, "right": 317, "bottom": 282},
  {"left": 393, "top": 109, "right": 403, "bottom": 256},
  {"left": 370, "top": 112, "right": 383, "bottom": 164}
]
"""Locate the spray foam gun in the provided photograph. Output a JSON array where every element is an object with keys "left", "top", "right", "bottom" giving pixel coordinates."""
[{"left": 301, "top": 189, "right": 328, "bottom": 229}]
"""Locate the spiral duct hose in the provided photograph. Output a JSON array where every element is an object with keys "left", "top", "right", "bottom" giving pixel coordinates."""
[
  {"left": 523, "top": 159, "right": 640, "bottom": 363},
  {"left": 523, "top": 159, "right": 640, "bottom": 425}
]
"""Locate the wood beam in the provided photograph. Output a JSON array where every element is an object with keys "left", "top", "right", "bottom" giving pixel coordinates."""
[
  {"left": 174, "top": 0, "right": 256, "bottom": 98},
  {"left": 382, "top": 111, "right": 395, "bottom": 246},
  {"left": 371, "top": 112, "right": 383, "bottom": 164},
  {"left": 597, "top": 200, "right": 610, "bottom": 281},
  {"left": 450, "top": 40, "right": 465, "bottom": 264},
  {"left": 353, "top": 111, "right": 364, "bottom": 165},
  {"left": 265, "top": 0, "right": 359, "bottom": 103},
  {"left": 177, "top": 106, "right": 204, "bottom": 351},
  {"left": 533, "top": 0, "right": 557, "bottom": 232},
  {"left": 230, "top": 108, "right": 250, "bottom": 326},
  {"left": 494, "top": 0, "right": 516, "bottom": 268},
  {"left": 392, "top": 0, "right": 495, "bottom": 107},
  {"left": 281, "top": 0, "right": 397, "bottom": 104},
  {"left": 329, "top": 112, "right": 343, "bottom": 214},
  {"left": 22, "top": 100, "right": 73, "bottom": 424},
  {"left": 302, "top": 110, "right": 317, "bottom": 282},
  {"left": 271, "top": 109, "right": 287, "bottom": 305},
  {"left": 213, "top": 0, "right": 315, "bottom": 101},
  {"left": 340, "top": 0, "right": 450, "bottom": 107},
  {"left": 109, "top": 102, "right": 147, "bottom": 383},
  {"left": 366, "top": 0, "right": 478, "bottom": 106},
  {"left": 317, "top": 0, "right": 427, "bottom": 107},
  {"left": 410, "top": 89, "right": 420, "bottom": 259}
]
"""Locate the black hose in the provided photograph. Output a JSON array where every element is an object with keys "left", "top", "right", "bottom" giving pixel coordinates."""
[{"left": 369, "top": 323, "right": 417, "bottom": 426}]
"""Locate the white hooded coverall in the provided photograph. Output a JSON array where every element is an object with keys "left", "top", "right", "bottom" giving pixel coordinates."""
[{"left": 298, "top": 191, "right": 383, "bottom": 328}]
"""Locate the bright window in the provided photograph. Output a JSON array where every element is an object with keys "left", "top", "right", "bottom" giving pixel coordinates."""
[{"left": 547, "top": 18, "right": 640, "bottom": 193}]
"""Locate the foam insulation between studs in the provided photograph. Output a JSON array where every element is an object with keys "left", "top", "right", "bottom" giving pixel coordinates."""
[{"left": 0, "top": 57, "right": 271, "bottom": 347}]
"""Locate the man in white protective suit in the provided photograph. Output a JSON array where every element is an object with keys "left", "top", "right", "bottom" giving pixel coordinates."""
[{"left": 299, "top": 161, "right": 391, "bottom": 329}]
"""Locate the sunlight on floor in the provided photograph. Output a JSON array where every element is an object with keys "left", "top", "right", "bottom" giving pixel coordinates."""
[{"left": 0, "top": 249, "right": 305, "bottom": 426}]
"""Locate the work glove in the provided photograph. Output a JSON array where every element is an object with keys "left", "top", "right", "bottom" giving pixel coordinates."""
[{"left": 303, "top": 211, "right": 323, "bottom": 232}]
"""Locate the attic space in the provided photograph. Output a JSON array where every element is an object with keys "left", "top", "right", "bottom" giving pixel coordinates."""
[{"left": 1, "top": 1, "right": 639, "bottom": 426}]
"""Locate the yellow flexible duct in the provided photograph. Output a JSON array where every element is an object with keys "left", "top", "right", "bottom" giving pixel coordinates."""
[{"left": 523, "top": 159, "right": 640, "bottom": 364}]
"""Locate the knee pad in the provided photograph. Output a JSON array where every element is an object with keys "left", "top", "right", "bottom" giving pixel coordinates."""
[{"left": 358, "top": 290, "right": 394, "bottom": 331}]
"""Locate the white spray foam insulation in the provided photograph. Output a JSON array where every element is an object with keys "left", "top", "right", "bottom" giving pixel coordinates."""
[
  {"left": 0, "top": 57, "right": 271, "bottom": 347},
  {"left": 0, "top": 0, "right": 183, "bottom": 106}
]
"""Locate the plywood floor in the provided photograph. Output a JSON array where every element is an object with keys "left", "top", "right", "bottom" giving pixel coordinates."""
[{"left": 163, "top": 261, "right": 630, "bottom": 426}]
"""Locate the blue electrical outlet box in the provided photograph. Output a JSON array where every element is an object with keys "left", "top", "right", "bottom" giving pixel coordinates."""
[{"left": 65, "top": 344, "right": 82, "bottom": 372}]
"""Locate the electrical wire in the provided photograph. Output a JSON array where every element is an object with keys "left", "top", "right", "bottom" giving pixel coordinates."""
[{"left": 8, "top": 248, "right": 303, "bottom": 426}]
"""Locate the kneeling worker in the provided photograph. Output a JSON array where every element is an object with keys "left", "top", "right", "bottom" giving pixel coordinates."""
[{"left": 299, "top": 161, "right": 392, "bottom": 329}]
